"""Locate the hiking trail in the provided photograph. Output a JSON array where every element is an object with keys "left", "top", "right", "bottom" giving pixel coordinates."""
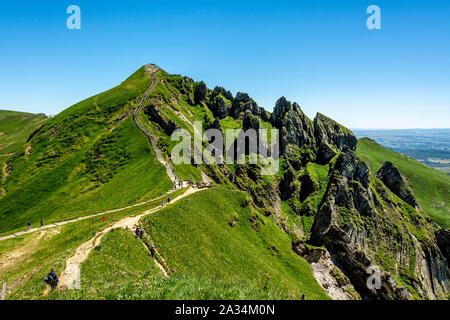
[{"left": 59, "top": 187, "right": 201, "bottom": 289}]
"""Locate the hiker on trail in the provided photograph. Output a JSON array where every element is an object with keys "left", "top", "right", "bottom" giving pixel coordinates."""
[
  {"left": 40, "top": 220, "right": 44, "bottom": 227},
  {"left": 168, "top": 196, "right": 171, "bottom": 204},
  {"left": 27, "top": 220, "right": 31, "bottom": 231},
  {"left": 135, "top": 227, "right": 140, "bottom": 238},
  {"left": 161, "top": 200, "right": 165, "bottom": 207},
  {"left": 139, "top": 229, "right": 144, "bottom": 239},
  {"left": 150, "top": 243, "right": 155, "bottom": 258},
  {"left": 44, "top": 268, "right": 59, "bottom": 290}
]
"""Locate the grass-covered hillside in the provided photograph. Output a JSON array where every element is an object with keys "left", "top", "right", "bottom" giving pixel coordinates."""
[
  {"left": 0, "top": 110, "right": 48, "bottom": 200},
  {"left": 0, "top": 189, "right": 182, "bottom": 299},
  {"left": 45, "top": 187, "right": 328, "bottom": 300},
  {"left": 1, "top": 65, "right": 448, "bottom": 300},
  {"left": 0, "top": 110, "right": 48, "bottom": 157},
  {"left": 357, "top": 137, "right": 450, "bottom": 227},
  {"left": 139, "top": 187, "right": 328, "bottom": 300},
  {"left": 0, "top": 68, "right": 172, "bottom": 235}
]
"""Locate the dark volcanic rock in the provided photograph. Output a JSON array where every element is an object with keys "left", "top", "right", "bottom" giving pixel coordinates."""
[
  {"left": 376, "top": 161, "right": 422, "bottom": 212},
  {"left": 212, "top": 96, "right": 230, "bottom": 119},
  {"left": 270, "top": 97, "right": 316, "bottom": 156},
  {"left": 242, "top": 110, "right": 260, "bottom": 131},
  {"left": 314, "top": 113, "right": 357, "bottom": 164},
  {"left": 309, "top": 149, "right": 450, "bottom": 300},
  {"left": 144, "top": 104, "right": 178, "bottom": 135},
  {"left": 435, "top": 228, "right": 450, "bottom": 262},
  {"left": 231, "top": 92, "right": 264, "bottom": 119},
  {"left": 212, "top": 86, "right": 233, "bottom": 101},
  {"left": 194, "top": 81, "right": 207, "bottom": 103}
]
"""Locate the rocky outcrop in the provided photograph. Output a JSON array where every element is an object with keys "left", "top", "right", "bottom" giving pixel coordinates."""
[
  {"left": 309, "top": 149, "right": 449, "bottom": 300},
  {"left": 211, "top": 96, "right": 230, "bottom": 119},
  {"left": 144, "top": 104, "right": 178, "bottom": 135},
  {"left": 435, "top": 229, "right": 450, "bottom": 262},
  {"left": 376, "top": 161, "right": 422, "bottom": 212},
  {"left": 242, "top": 110, "right": 260, "bottom": 132},
  {"left": 270, "top": 97, "right": 316, "bottom": 156},
  {"left": 212, "top": 86, "right": 233, "bottom": 102},
  {"left": 194, "top": 81, "right": 208, "bottom": 103},
  {"left": 313, "top": 113, "right": 357, "bottom": 164},
  {"left": 231, "top": 92, "right": 265, "bottom": 119},
  {"left": 292, "top": 241, "right": 361, "bottom": 300}
]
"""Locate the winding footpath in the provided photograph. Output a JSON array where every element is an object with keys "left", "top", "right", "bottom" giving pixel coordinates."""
[
  {"left": 59, "top": 187, "right": 200, "bottom": 289},
  {"left": 0, "top": 65, "right": 179, "bottom": 243},
  {"left": 0, "top": 190, "right": 177, "bottom": 242},
  {"left": 133, "top": 65, "right": 177, "bottom": 183},
  {"left": 59, "top": 65, "right": 209, "bottom": 289},
  {"left": 3, "top": 64, "right": 212, "bottom": 294}
]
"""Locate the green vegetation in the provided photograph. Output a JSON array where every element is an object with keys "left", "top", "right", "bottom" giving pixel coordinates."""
[
  {"left": 79, "top": 228, "right": 162, "bottom": 294},
  {"left": 0, "top": 68, "right": 172, "bottom": 234},
  {"left": 46, "top": 228, "right": 283, "bottom": 300},
  {"left": 47, "top": 275, "right": 284, "bottom": 300},
  {"left": 357, "top": 137, "right": 450, "bottom": 227},
  {"left": 0, "top": 189, "right": 186, "bottom": 299},
  {"left": 140, "top": 187, "right": 329, "bottom": 300},
  {"left": 0, "top": 110, "right": 47, "bottom": 157}
]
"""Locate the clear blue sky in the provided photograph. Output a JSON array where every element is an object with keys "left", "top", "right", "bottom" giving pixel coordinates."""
[{"left": 0, "top": 0, "right": 449, "bottom": 129}]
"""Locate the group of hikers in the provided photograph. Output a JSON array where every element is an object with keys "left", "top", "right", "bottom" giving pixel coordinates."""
[
  {"left": 173, "top": 176, "right": 198, "bottom": 189},
  {"left": 26, "top": 219, "right": 45, "bottom": 231},
  {"left": 135, "top": 226, "right": 145, "bottom": 239},
  {"left": 161, "top": 196, "right": 171, "bottom": 207},
  {"left": 135, "top": 226, "right": 156, "bottom": 258}
]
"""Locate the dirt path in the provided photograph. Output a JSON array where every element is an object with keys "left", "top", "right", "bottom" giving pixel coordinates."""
[
  {"left": 59, "top": 187, "right": 202, "bottom": 289},
  {"left": 139, "top": 241, "right": 168, "bottom": 277},
  {"left": 133, "top": 65, "right": 178, "bottom": 183},
  {"left": 1, "top": 163, "right": 8, "bottom": 184},
  {"left": 0, "top": 188, "right": 179, "bottom": 242}
]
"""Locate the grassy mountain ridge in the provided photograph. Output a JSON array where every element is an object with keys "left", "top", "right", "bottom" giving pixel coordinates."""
[
  {"left": 0, "top": 67, "right": 171, "bottom": 234},
  {"left": 357, "top": 137, "right": 450, "bottom": 228},
  {"left": 0, "top": 65, "right": 448, "bottom": 300}
]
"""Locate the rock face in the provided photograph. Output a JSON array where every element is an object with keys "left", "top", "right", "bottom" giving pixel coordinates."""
[
  {"left": 313, "top": 113, "right": 357, "bottom": 164},
  {"left": 292, "top": 241, "right": 361, "bottom": 300},
  {"left": 435, "top": 229, "right": 450, "bottom": 262},
  {"left": 231, "top": 92, "right": 265, "bottom": 119},
  {"left": 211, "top": 96, "right": 230, "bottom": 119},
  {"left": 270, "top": 97, "right": 316, "bottom": 156},
  {"left": 376, "top": 161, "right": 422, "bottom": 212},
  {"left": 242, "top": 110, "right": 260, "bottom": 132},
  {"left": 309, "top": 149, "right": 450, "bottom": 300},
  {"left": 212, "top": 86, "right": 233, "bottom": 102},
  {"left": 269, "top": 98, "right": 357, "bottom": 164},
  {"left": 194, "top": 81, "right": 208, "bottom": 103},
  {"left": 144, "top": 104, "right": 178, "bottom": 135},
  {"left": 156, "top": 74, "right": 450, "bottom": 300}
]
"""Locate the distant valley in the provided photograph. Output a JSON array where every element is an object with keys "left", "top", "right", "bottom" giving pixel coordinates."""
[{"left": 354, "top": 129, "right": 450, "bottom": 175}]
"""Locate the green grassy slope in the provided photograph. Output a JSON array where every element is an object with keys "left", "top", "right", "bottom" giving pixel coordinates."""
[
  {"left": 0, "top": 190, "right": 181, "bottom": 300},
  {"left": 357, "top": 137, "right": 450, "bottom": 227},
  {"left": 0, "top": 110, "right": 48, "bottom": 157},
  {"left": 0, "top": 68, "right": 172, "bottom": 234},
  {"left": 140, "top": 187, "right": 329, "bottom": 300},
  {"left": 47, "top": 227, "right": 285, "bottom": 300},
  {"left": 78, "top": 228, "right": 162, "bottom": 298}
]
